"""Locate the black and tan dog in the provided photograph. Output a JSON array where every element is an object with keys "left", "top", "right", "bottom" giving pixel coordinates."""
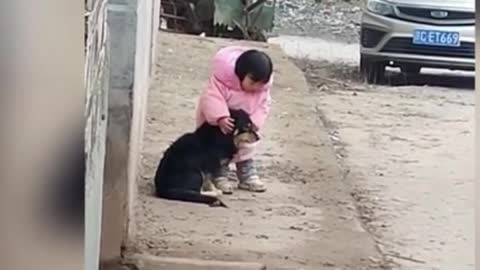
[{"left": 154, "top": 109, "right": 259, "bottom": 207}]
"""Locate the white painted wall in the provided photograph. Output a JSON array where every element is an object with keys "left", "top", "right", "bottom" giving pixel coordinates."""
[
  {"left": 127, "top": 0, "right": 161, "bottom": 243},
  {"left": 99, "top": 0, "right": 160, "bottom": 265},
  {"left": 84, "top": 0, "right": 110, "bottom": 269}
]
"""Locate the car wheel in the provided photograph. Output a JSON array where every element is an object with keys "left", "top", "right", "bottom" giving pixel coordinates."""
[
  {"left": 360, "top": 56, "right": 385, "bottom": 84},
  {"left": 401, "top": 64, "right": 421, "bottom": 75}
]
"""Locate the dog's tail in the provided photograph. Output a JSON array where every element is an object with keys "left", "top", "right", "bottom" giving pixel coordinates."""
[{"left": 156, "top": 189, "right": 227, "bottom": 207}]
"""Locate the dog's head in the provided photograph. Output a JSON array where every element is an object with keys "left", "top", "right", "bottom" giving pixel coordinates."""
[{"left": 229, "top": 109, "right": 260, "bottom": 147}]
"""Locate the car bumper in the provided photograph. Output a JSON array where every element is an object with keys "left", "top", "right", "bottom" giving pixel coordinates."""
[{"left": 360, "top": 11, "right": 475, "bottom": 70}]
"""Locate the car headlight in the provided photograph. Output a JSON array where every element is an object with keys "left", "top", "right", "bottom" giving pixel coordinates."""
[{"left": 366, "top": 0, "right": 394, "bottom": 16}]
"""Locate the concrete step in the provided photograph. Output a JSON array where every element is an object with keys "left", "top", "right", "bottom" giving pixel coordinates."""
[{"left": 129, "top": 254, "right": 267, "bottom": 270}]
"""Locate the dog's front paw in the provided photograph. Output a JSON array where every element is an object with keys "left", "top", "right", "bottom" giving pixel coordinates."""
[
  {"left": 201, "top": 190, "right": 220, "bottom": 197},
  {"left": 213, "top": 188, "right": 223, "bottom": 197},
  {"left": 201, "top": 187, "right": 223, "bottom": 197},
  {"left": 209, "top": 199, "right": 228, "bottom": 208}
]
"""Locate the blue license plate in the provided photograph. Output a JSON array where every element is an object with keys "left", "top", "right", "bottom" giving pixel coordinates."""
[{"left": 413, "top": 30, "right": 460, "bottom": 47}]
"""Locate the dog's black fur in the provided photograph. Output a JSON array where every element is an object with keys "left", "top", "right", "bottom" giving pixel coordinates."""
[{"left": 154, "top": 109, "right": 258, "bottom": 207}]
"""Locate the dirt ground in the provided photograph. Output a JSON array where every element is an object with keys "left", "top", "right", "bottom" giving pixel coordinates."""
[
  {"left": 295, "top": 60, "right": 475, "bottom": 270},
  {"left": 132, "top": 33, "right": 386, "bottom": 270}
]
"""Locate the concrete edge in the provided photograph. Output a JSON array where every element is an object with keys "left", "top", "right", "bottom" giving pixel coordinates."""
[{"left": 127, "top": 253, "right": 267, "bottom": 270}]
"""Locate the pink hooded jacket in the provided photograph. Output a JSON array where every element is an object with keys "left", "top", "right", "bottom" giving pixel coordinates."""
[{"left": 196, "top": 46, "right": 273, "bottom": 130}]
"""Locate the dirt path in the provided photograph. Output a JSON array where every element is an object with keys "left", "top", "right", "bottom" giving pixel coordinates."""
[
  {"left": 296, "top": 60, "right": 475, "bottom": 270},
  {"left": 133, "top": 33, "right": 383, "bottom": 270}
]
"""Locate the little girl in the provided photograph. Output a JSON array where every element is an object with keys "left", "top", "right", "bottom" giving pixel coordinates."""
[{"left": 196, "top": 46, "right": 273, "bottom": 194}]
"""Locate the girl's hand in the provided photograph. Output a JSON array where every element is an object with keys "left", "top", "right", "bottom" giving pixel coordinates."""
[{"left": 218, "top": 117, "right": 234, "bottom": 134}]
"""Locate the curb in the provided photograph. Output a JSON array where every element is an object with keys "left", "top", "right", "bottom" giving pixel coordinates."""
[{"left": 128, "top": 254, "right": 267, "bottom": 270}]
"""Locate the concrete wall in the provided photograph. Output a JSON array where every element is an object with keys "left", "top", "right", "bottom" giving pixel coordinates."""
[
  {"left": 84, "top": 0, "right": 110, "bottom": 269},
  {"left": 128, "top": 0, "right": 158, "bottom": 241},
  {"left": 475, "top": 4, "right": 479, "bottom": 269},
  {"left": 100, "top": 0, "right": 160, "bottom": 265}
]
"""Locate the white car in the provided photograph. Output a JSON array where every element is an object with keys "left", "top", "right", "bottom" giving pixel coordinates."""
[{"left": 360, "top": 0, "right": 475, "bottom": 83}]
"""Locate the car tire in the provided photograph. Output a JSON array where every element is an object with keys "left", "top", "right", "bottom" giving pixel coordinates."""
[
  {"left": 360, "top": 56, "right": 385, "bottom": 84},
  {"left": 401, "top": 64, "right": 421, "bottom": 75}
]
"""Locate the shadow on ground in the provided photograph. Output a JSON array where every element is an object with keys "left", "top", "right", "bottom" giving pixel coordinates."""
[
  {"left": 294, "top": 59, "right": 475, "bottom": 90},
  {"left": 384, "top": 70, "right": 474, "bottom": 90}
]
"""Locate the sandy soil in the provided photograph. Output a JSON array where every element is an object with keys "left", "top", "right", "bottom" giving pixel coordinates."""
[
  {"left": 132, "top": 33, "right": 385, "bottom": 270},
  {"left": 295, "top": 60, "right": 475, "bottom": 270}
]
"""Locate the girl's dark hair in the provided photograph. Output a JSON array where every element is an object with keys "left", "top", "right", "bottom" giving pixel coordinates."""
[{"left": 234, "top": 49, "right": 273, "bottom": 83}]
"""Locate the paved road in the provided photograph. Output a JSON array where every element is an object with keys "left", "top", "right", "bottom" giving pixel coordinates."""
[{"left": 284, "top": 36, "right": 475, "bottom": 270}]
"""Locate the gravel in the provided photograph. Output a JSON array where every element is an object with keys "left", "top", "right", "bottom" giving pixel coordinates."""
[{"left": 272, "top": 0, "right": 365, "bottom": 44}]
